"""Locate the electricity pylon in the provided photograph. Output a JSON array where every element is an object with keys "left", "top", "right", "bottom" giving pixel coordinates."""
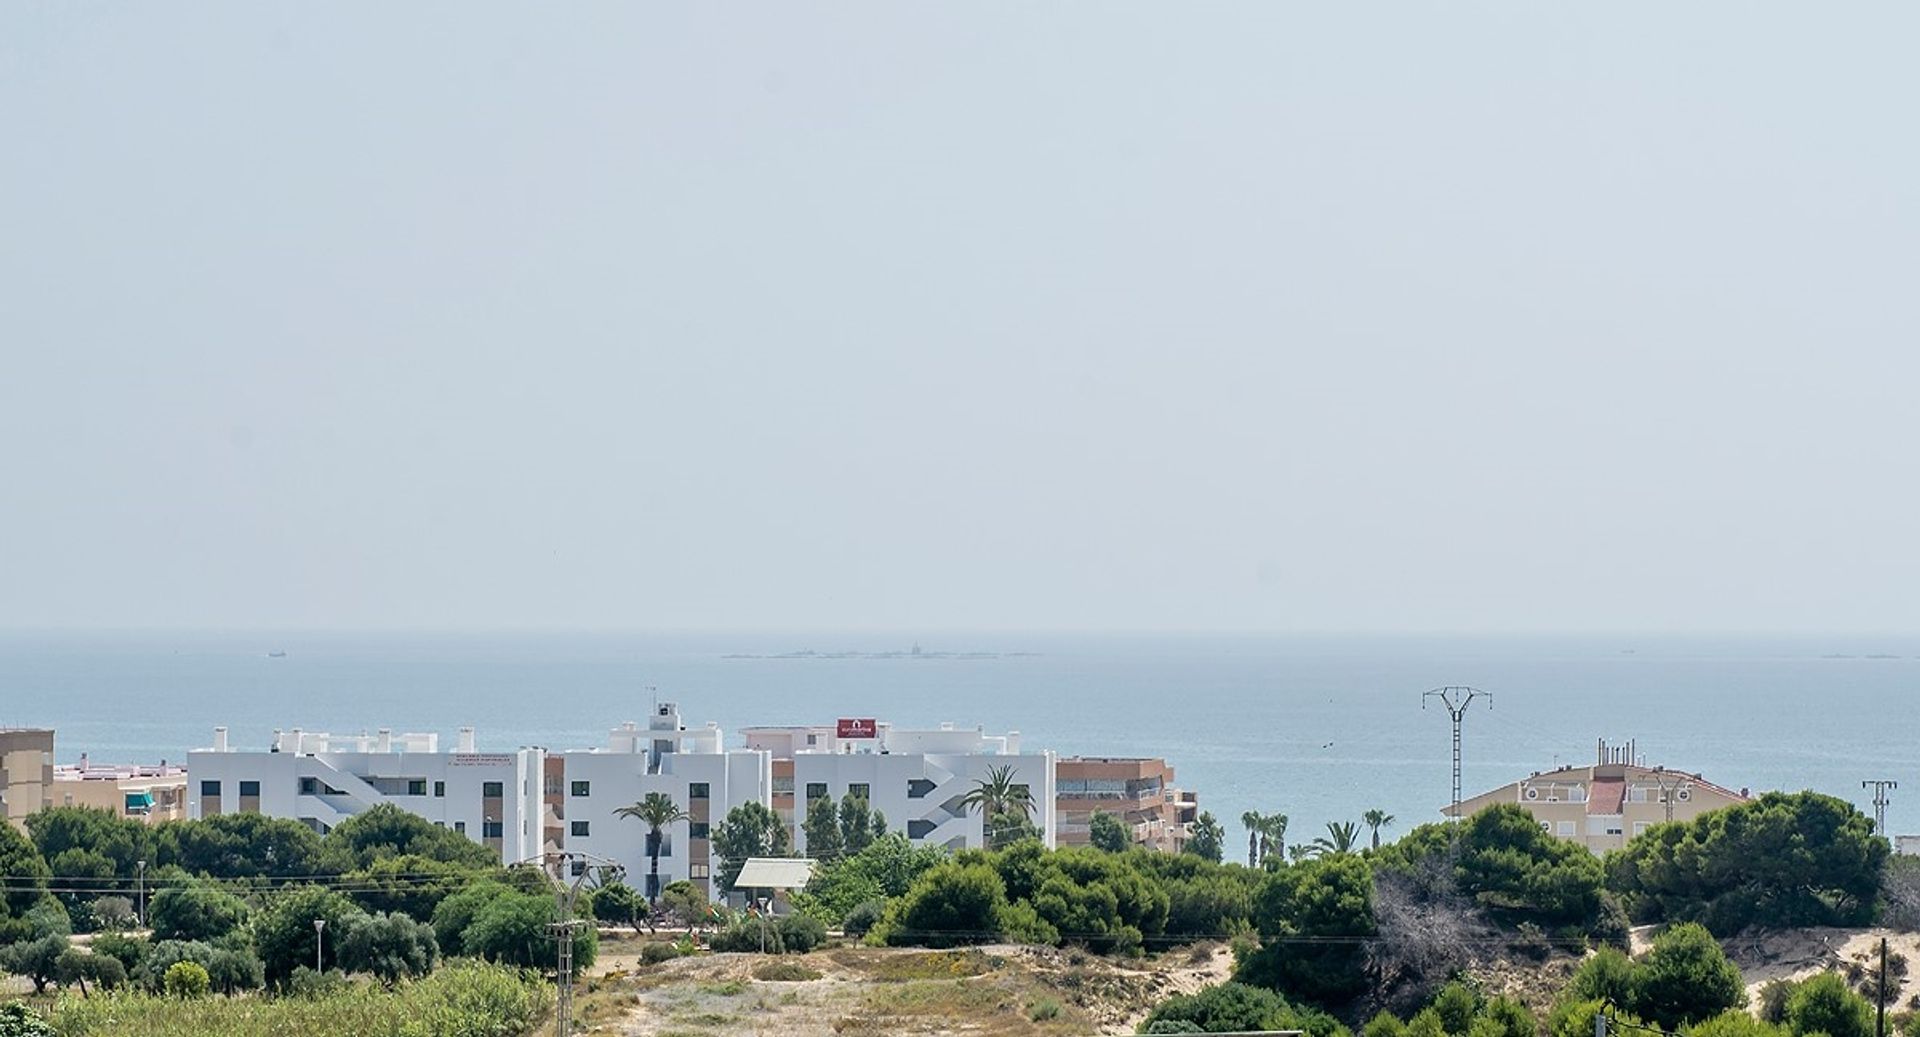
[{"left": 1424, "top": 686, "right": 1490, "bottom": 822}]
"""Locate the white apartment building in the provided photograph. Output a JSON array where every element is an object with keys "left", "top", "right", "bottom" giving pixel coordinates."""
[
  {"left": 551, "top": 704, "right": 771, "bottom": 899},
  {"left": 741, "top": 720, "right": 1056, "bottom": 852},
  {"left": 186, "top": 726, "right": 544, "bottom": 864}
]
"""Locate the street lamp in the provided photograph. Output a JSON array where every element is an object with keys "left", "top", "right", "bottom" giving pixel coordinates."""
[
  {"left": 136, "top": 860, "right": 147, "bottom": 929},
  {"left": 314, "top": 919, "right": 326, "bottom": 973}
]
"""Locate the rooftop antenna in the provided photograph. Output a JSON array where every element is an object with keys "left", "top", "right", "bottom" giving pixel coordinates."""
[
  {"left": 1864, "top": 779, "right": 1898, "bottom": 836},
  {"left": 1424, "top": 686, "right": 1490, "bottom": 822}
]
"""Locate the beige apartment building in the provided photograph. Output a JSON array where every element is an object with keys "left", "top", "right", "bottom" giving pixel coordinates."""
[
  {"left": 52, "top": 759, "right": 189, "bottom": 823},
  {"left": 0, "top": 728, "right": 55, "bottom": 830},
  {"left": 1444, "top": 738, "right": 1750, "bottom": 853},
  {"left": 1055, "top": 757, "right": 1198, "bottom": 853}
]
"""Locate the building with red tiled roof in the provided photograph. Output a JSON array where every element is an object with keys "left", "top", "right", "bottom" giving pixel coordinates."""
[{"left": 1442, "top": 738, "right": 1753, "bottom": 853}]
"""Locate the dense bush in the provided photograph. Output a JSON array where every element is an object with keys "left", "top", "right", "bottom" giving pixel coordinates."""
[
  {"left": 779, "top": 912, "right": 828, "bottom": 953},
  {"left": 1785, "top": 973, "right": 1875, "bottom": 1037},
  {"left": 879, "top": 861, "right": 1010, "bottom": 948},
  {"left": 712, "top": 917, "right": 784, "bottom": 954},
  {"left": 794, "top": 833, "right": 945, "bottom": 925},
  {"left": 1237, "top": 854, "right": 1376, "bottom": 1006},
  {"left": 639, "top": 940, "right": 684, "bottom": 964},
  {"left": 842, "top": 898, "right": 887, "bottom": 937},
  {"left": 337, "top": 910, "right": 438, "bottom": 984},
  {"left": 1607, "top": 792, "right": 1885, "bottom": 933},
  {"left": 254, "top": 885, "right": 366, "bottom": 986},
  {"left": 47, "top": 961, "right": 549, "bottom": 1037},
  {"left": 0, "top": 1001, "right": 53, "bottom": 1037},
  {"left": 461, "top": 888, "right": 595, "bottom": 973},
  {"left": 323, "top": 804, "right": 499, "bottom": 870},
  {"left": 163, "top": 960, "right": 211, "bottom": 999},
  {"left": 589, "top": 881, "right": 644, "bottom": 929},
  {"left": 148, "top": 884, "right": 249, "bottom": 943},
  {"left": 1142, "top": 981, "right": 1347, "bottom": 1037},
  {"left": 1378, "top": 807, "right": 1615, "bottom": 943},
  {"left": 1629, "top": 923, "right": 1746, "bottom": 1029}
]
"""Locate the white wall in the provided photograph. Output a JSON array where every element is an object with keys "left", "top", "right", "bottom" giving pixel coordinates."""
[
  {"left": 186, "top": 746, "right": 543, "bottom": 864},
  {"left": 790, "top": 751, "right": 1055, "bottom": 852}
]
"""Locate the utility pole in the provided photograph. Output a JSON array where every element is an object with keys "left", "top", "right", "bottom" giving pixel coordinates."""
[
  {"left": 1651, "top": 771, "right": 1690, "bottom": 825},
  {"left": 532, "top": 849, "right": 624, "bottom": 1037},
  {"left": 1424, "top": 686, "right": 1490, "bottom": 822},
  {"left": 1864, "top": 780, "right": 1898, "bottom": 836},
  {"left": 136, "top": 859, "right": 147, "bottom": 929},
  {"left": 1878, "top": 936, "right": 1890, "bottom": 1037}
]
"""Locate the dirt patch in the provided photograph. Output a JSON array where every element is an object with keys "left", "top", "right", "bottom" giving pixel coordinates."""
[{"left": 596, "top": 942, "right": 1234, "bottom": 1037}]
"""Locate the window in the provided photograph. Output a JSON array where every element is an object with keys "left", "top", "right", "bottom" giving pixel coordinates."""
[
  {"left": 571, "top": 820, "right": 590, "bottom": 837},
  {"left": 482, "top": 781, "right": 503, "bottom": 798},
  {"left": 408, "top": 779, "right": 427, "bottom": 796},
  {"left": 1633, "top": 822, "right": 1650, "bottom": 836},
  {"left": 571, "top": 780, "right": 591, "bottom": 797},
  {"left": 454, "top": 821, "right": 466, "bottom": 834},
  {"left": 689, "top": 822, "right": 710, "bottom": 838},
  {"left": 434, "top": 781, "right": 445, "bottom": 798},
  {"left": 483, "top": 820, "right": 503, "bottom": 838},
  {"left": 1539, "top": 820, "right": 1552, "bottom": 833},
  {"left": 805, "top": 782, "right": 828, "bottom": 801},
  {"left": 849, "top": 783, "right": 870, "bottom": 799},
  {"left": 200, "top": 780, "right": 221, "bottom": 797},
  {"left": 907, "top": 819, "right": 937, "bottom": 839},
  {"left": 688, "top": 782, "right": 710, "bottom": 799},
  {"left": 299, "top": 777, "right": 318, "bottom": 795},
  {"left": 239, "top": 781, "right": 260, "bottom": 797},
  {"left": 772, "top": 777, "right": 794, "bottom": 794},
  {"left": 570, "top": 860, "right": 587, "bottom": 877},
  {"left": 1557, "top": 821, "right": 1576, "bottom": 837},
  {"left": 907, "top": 778, "right": 936, "bottom": 799},
  {"left": 690, "top": 863, "right": 710, "bottom": 880}
]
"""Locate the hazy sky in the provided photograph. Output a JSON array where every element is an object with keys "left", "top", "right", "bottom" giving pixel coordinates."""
[{"left": 3, "top": 5, "right": 1916, "bottom": 633}]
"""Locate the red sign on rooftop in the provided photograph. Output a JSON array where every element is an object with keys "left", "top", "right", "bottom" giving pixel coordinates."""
[{"left": 836, "top": 718, "right": 878, "bottom": 739}]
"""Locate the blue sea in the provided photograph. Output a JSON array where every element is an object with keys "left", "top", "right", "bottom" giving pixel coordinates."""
[{"left": 3, "top": 631, "right": 1915, "bottom": 846}]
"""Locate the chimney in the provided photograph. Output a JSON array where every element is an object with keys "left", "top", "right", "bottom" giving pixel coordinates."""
[
  {"left": 457, "top": 727, "right": 476, "bottom": 753},
  {"left": 376, "top": 728, "right": 392, "bottom": 753},
  {"left": 213, "top": 727, "right": 229, "bottom": 753}
]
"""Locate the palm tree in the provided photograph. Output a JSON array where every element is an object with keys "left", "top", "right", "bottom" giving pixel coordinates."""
[
  {"left": 1362, "top": 809, "right": 1395, "bottom": 851},
  {"left": 959, "top": 765, "right": 1035, "bottom": 848},
  {"left": 1259, "top": 814, "right": 1289, "bottom": 867},
  {"left": 614, "top": 792, "right": 690, "bottom": 906},
  {"left": 1241, "top": 811, "right": 1264, "bottom": 868},
  {"left": 1309, "top": 820, "right": 1361, "bottom": 857}
]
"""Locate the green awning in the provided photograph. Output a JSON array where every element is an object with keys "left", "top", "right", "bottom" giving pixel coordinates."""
[{"left": 125, "top": 792, "right": 155, "bottom": 811}]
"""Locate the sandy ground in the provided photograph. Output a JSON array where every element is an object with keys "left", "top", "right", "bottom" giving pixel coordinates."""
[{"left": 592, "top": 942, "right": 1235, "bottom": 1037}]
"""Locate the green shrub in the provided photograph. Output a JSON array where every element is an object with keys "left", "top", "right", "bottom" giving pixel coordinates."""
[
  {"left": 881, "top": 862, "right": 1009, "bottom": 948},
  {"left": 1786, "top": 972, "right": 1875, "bottom": 1037},
  {"left": 753, "top": 960, "right": 822, "bottom": 981},
  {"left": 0, "top": 1001, "right": 54, "bottom": 1037},
  {"left": 47, "top": 960, "right": 547, "bottom": 1037},
  {"left": 285, "top": 965, "right": 349, "bottom": 999},
  {"left": 90, "top": 932, "right": 148, "bottom": 974},
  {"left": 639, "top": 941, "right": 683, "bottom": 964},
  {"left": 1030, "top": 996, "right": 1064, "bottom": 1021},
  {"left": 1629, "top": 923, "right": 1746, "bottom": 1029},
  {"left": 843, "top": 898, "right": 886, "bottom": 937},
  {"left": 163, "top": 960, "right": 210, "bottom": 999},
  {"left": 778, "top": 912, "right": 827, "bottom": 953},
  {"left": 148, "top": 884, "right": 249, "bottom": 943},
  {"left": 712, "top": 918, "right": 782, "bottom": 954}
]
